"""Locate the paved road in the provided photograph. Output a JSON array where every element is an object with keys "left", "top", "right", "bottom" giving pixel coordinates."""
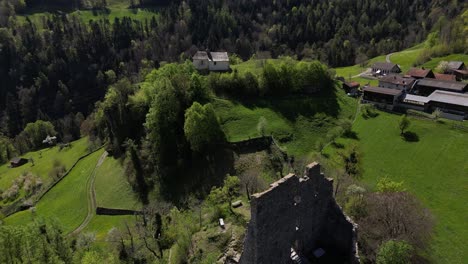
[{"left": 68, "top": 151, "right": 108, "bottom": 237}]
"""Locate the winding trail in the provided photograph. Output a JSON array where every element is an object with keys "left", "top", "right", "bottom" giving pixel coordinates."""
[
  {"left": 68, "top": 151, "right": 108, "bottom": 237},
  {"left": 386, "top": 52, "right": 394, "bottom": 63}
]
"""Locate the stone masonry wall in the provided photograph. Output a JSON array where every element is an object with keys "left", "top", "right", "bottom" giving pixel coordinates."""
[{"left": 239, "top": 162, "right": 359, "bottom": 264}]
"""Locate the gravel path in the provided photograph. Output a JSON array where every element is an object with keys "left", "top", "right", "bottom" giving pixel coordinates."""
[{"left": 68, "top": 151, "right": 108, "bottom": 237}]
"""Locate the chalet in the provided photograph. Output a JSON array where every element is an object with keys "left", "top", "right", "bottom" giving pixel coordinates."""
[
  {"left": 411, "top": 79, "right": 468, "bottom": 96},
  {"left": 362, "top": 86, "right": 403, "bottom": 110},
  {"left": 406, "top": 68, "right": 434, "bottom": 79},
  {"left": 378, "top": 75, "right": 416, "bottom": 91},
  {"left": 342, "top": 81, "right": 360, "bottom": 95},
  {"left": 371, "top": 62, "right": 401, "bottom": 75},
  {"left": 434, "top": 73, "right": 457, "bottom": 82},
  {"left": 192, "top": 51, "right": 230, "bottom": 71},
  {"left": 10, "top": 157, "right": 28, "bottom": 168}
]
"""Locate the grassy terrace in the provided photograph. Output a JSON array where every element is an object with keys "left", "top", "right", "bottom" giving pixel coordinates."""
[
  {"left": 323, "top": 111, "right": 468, "bottom": 264},
  {"left": 94, "top": 156, "right": 141, "bottom": 210},
  {"left": 4, "top": 149, "right": 104, "bottom": 233},
  {"left": 214, "top": 83, "right": 357, "bottom": 158}
]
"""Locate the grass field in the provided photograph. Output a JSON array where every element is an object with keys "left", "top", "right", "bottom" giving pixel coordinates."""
[
  {"left": 94, "top": 156, "right": 141, "bottom": 210},
  {"left": 214, "top": 85, "right": 357, "bottom": 158},
  {"left": 323, "top": 111, "right": 468, "bottom": 264},
  {"left": 17, "top": 0, "right": 159, "bottom": 24},
  {"left": 83, "top": 215, "right": 136, "bottom": 241},
  {"left": 4, "top": 149, "right": 104, "bottom": 233},
  {"left": 0, "top": 137, "right": 89, "bottom": 206}
]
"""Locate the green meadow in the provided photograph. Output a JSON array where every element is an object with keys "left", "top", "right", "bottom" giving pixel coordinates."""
[
  {"left": 0, "top": 137, "right": 89, "bottom": 206},
  {"left": 323, "top": 111, "right": 468, "bottom": 264},
  {"left": 4, "top": 149, "right": 104, "bottom": 233}
]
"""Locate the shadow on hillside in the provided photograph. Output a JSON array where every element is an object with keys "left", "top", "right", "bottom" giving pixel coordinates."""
[
  {"left": 402, "top": 131, "right": 419, "bottom": 142},
  {"left": 158, "top": 147, "right": 236, "bottom": 206},
  {"left": 233, "top": 81, "right": 341, "bottom": 121}
]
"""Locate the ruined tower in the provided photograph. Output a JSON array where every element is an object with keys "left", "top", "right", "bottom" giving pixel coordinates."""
[{"left": 239, "top": 162, "right": 359, "bottom": 263}]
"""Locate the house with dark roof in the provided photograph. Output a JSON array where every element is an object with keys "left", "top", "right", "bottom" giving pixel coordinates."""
[
  {"left": 192, "top": 51, "right": 230, "bottom": 71},
  {"left": 446, "top": 61, "right": 467, "bottom": 81},
  {"left": 10, "top": 157, "right": 28, "bottom": 168},
  {"left": 406, "top": 68, "right": 434, "bottom": 79},
  {"left": 371, "top": 62, "right": 401, "bottom": 75},
  {"left": 362, "top": 86, "right": 403, "bottom": 110},
  {"left": 411, "top": 79, "right": 468, "bottom": 96},
  {"left": 378, "top": 75, "right": 416, "bottom": 91},
  {"left": 342, "top": 81, "right": 360, "bottom": 95}
]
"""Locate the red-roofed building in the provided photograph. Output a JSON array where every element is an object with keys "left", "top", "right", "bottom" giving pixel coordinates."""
[
  {"left": 434, "top": 73, "right": 457, "bottom": 82},
  {"left": 406, "top": 68, "right": 434, "bottom": 79}
]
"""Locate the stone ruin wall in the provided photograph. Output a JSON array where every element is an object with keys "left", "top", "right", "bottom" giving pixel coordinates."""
[{"left": 239, "top": 162, "right": 359, "bottom": 264}]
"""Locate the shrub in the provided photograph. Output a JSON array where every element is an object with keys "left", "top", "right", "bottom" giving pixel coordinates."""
[
  {"left": 376, "top": 240, "right": 413, "bottom": 264},
  {"left": 361, "top": 104, "right": 378, "bottom": 118}
]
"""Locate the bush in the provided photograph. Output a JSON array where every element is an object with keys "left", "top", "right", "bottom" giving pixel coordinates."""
[
  {"left": 376, "top": 240, "right": 413, "bottom": 264},
  {"left": 49, "top": 160, "right": 67, "bottom": 180},
  {"left": 361, "top": 104, "right": 378, "bottom": 118}
]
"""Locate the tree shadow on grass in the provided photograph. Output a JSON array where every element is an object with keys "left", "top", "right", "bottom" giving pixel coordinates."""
[{"left": 402, "top": 131, "right": 419, "bottom": 142}]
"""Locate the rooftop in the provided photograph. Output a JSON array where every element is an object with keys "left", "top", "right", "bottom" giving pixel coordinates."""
[
  {"left": 363, "top": 86, "right": 403, "bottom": 96},
  {"left": 344, "top": 81, "right": 360, "bottom": 88},
  {"left": 193, "top": 51, "right": 209, "bottom": 60},
  {"left": 379, "top": 75, "right": 416, "bottom": 86},
  {"left": 416, "top": 79, "right": 467, "bottom": 92},
  {"left": 406, "top": 68, "right": 432, "bottom": 78},
  {"left": 434, "top": 73, "right": 456, "bottom": 81},
  {"left": 210, "top": 52, "right": 229, "bottom": 62},
  {"left": 372, "top": 62, "right": 399, "bottom": 71},
  {"left": 428, "top": 90, "right": 468, "bottom": 107},
  {"left": 403, "top": 94, "right": 430, "bottom": 104},
  {"left": 447, "top": 61, "right": 465, "bottom": 70}
]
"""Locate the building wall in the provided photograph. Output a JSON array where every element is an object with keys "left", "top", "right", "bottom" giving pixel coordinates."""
[
  {"left": 193, "top": 59, "right": 209, "bottom": 70},
  {"left": 239, "top": 163, "right": 359, "bottom": 264},
  {"left": 209, "top": 61, "right": 230, "bottom": 71}
]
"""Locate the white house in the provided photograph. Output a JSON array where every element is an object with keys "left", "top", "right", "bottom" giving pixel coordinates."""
[
  {"left": 192, "top": 51, "right": 210, "bottom": 70},
  {"left": 208, "top": 52, "right": 229, "bottom": 71},
  {"left": 192, "top": 51, "right": 230, "bottom": 71}
]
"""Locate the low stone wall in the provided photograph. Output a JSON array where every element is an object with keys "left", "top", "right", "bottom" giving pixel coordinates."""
[{"left": 96, "top": 207, "right": 142, "bottom": 216}]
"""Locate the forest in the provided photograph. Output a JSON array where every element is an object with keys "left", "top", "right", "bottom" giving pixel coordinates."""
[{"left": 0, "top": 0, "right": 465, "bottom": 141}]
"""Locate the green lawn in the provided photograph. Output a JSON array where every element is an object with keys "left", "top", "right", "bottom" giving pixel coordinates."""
[
  {"left": 4, "top": 149, "right": 104, "bottom": 233},
  {"left": 0, "top": 137, "right": 89, "bottom": 206},
  {"left": 83, "top": 215, "right": 136, "bottom": 241},
  {"left": 214, "top": 86, "right": 357, "bottom": 158},
  {"left": 324, "top": 111, "right": 468, "bottom": 264},
  {"left": 422, "top": 54, "right": 468, "bottom": 70},
  {"left": 390, "top": 48, "right": 424, "bottom": 72},
  {"left": 94, "top": 156, "right": 141, "bottom": 210}
]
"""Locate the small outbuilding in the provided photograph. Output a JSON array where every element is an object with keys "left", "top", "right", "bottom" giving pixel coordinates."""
[
  {"left": 10, "top": 157, "right": 28, "bottom": 168},
  {"left": 342, "top": 81, "right": 360, "bottom": 95},
  {"left": 362, "top": 86, "right": 403, "bottom": 109}
]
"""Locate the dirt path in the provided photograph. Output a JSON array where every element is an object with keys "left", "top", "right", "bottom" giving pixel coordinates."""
[
  {"left": 68, "top": 151, "right": 108, "bottom": 237},
  {"left": 351, "top": 67, "right": 371, "bottom": 78},
  {"left": 386, "top": 52, "right": 394, "bottom": 63}
]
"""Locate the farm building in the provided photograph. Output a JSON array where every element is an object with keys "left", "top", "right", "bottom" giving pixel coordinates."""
[
  {"left": 10, "top": 157, "right": 28, "bottom": 168},
  {"left": 342, "top": 81, "right": 360, "bottom": 95},
  {"left": 401, "top": 91, "right": 468, "bottom": 120},
  {"left": 378, "top": 75, "right": 416, "bottom": 91},
  {"left": 371, "top": 62, "right": 401, "bottom": 75},
  {"left": 192, "top": 51, "right": 230, "bottom": 71},
  {"left": 406, "top": 68, "right": 434, "bottom": 79},
  {"left": 434, "top": 73, "right": 457, "bottom": 82},
  {"left": 411, "top": 79, "right": 468, "bottom": 96},
  {"left": 446, "top": 61, "right": 468, "bottom": 80},
  {"left": 362, "top": 86, "right": 403, "bottom": 109}
]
